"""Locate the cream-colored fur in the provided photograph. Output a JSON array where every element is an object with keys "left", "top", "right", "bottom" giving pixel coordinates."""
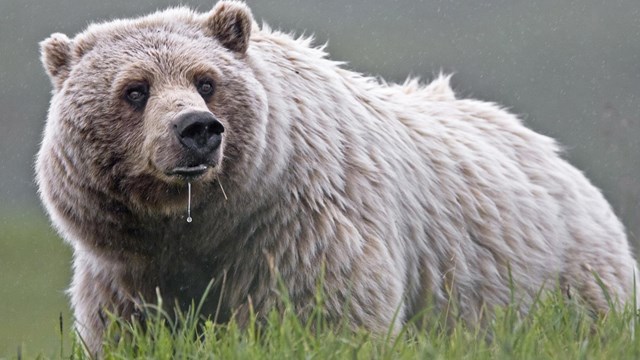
[{"left": 37, "top": 1, "right": 637, "bottom": 355}]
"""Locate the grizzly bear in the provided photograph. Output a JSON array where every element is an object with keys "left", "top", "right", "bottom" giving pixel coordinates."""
[{"left": 37, "top": 0, "right": 637, "bottom": 354}]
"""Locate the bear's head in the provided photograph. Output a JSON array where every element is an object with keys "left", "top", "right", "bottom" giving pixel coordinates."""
[{"left": 39, "top": 1, "right": 268, "bottom": 214}]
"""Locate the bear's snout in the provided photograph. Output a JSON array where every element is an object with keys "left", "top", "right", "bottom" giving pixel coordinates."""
[
  {"left": 166, "top": 111, "right": 225, "bottom": 178},
  {"left": 174, "top": 111, "right": 224, "bottom": 155}
]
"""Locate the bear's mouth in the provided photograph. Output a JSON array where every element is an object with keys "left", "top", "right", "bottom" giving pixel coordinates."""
[{"left": 167, "top": 164, "right": 209, "bottom": 178}]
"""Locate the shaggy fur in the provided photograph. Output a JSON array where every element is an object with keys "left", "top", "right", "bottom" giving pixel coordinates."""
[{"left": 37, "top": 0, "right": 637, "bottom": 355}]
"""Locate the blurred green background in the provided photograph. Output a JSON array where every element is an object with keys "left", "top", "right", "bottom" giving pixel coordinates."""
[{"left": 0, "top": 0, "right": 638, "bottom": 356}]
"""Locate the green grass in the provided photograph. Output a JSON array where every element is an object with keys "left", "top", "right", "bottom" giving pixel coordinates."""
[{"left": 77, "top": 284, "right": 640, "bottom": 359}]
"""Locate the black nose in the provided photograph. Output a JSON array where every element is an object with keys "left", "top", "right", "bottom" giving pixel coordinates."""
[{"left": 174, "top": 111, "right": 224, "bottom": 153}]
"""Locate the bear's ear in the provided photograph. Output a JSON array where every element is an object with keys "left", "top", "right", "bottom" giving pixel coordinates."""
[
  {"left": 204, "top": 1, "right": 253, "bottom": 55},
  {"left": 40, "top": 33, "right": 72, "bottom": 90}
]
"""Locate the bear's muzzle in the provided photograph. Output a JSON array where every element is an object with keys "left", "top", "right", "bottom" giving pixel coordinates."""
[{"left": 170, "top": 111, "right": 224, "bottom": 178}]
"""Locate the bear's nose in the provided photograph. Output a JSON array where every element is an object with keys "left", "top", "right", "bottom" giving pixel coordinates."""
[{"left": 174, "top": 111, "right": 224, "bottom": 153}]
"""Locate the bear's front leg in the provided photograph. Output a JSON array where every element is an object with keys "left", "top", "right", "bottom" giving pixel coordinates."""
[{"left": 69, "top": 254, "right": 139, "bottom": 357}]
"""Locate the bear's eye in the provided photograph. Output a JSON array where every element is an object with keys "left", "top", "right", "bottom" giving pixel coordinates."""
[
  {"left": 124, "top": 82, "right": 149, "bottom": 109},
  {"left": 196, "top": 78, "right": 216, "bottom": 99}
]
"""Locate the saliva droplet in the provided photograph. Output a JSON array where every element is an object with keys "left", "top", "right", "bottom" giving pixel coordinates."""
[{"left": 186, "top": 182, "right": 193, "bottom": 223}]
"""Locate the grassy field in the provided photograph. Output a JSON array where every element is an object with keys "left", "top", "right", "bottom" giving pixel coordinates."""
[
  {"left": 0, "top": 210, "right": 72, "bottom": 358},
  {"left": 2, "top": 212, "right": 640, "bottom": 359}
]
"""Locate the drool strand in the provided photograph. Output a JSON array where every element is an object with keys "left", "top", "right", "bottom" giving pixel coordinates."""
[{"left": 186, "top": 182, "right": 193, "bottom": 223}]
